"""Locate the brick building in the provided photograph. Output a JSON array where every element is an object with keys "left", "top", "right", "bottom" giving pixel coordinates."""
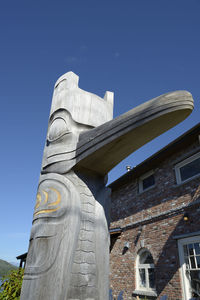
[
  {"left": 17, "top": 123, "right": 200, "bottom": 299},
  {"left": 109, "top": 123, "right": 200, "bottom": 300}
]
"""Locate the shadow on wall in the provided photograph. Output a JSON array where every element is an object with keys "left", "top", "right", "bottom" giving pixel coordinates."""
[
  {"left": 110, "top": 177, "right": 200, "bottom": 298},
  {"left": 154, "top": 209, "right": 200, "bottom": 297}
]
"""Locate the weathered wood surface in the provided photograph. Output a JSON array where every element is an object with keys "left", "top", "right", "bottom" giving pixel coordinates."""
[
  {"left": 76, "top": 90, "right": 193, "bottom": 174},
  {"left": 20, "top": 71, "right": 193, "bottom": 300}
]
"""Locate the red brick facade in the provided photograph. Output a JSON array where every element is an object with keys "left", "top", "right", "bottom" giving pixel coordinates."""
[{"left": 109, "top": 124, "right": 200, "bottom": 299}]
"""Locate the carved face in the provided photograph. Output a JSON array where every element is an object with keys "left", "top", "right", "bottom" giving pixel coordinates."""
[
  {"left": 25, "top": 173, "right": 81, "bottom": 276},
  {"left": 42, "top": 108, "right": 91, "bottom": 173},
  {"left": 41, "top": 71, "right": 113, "bottom": 174}
]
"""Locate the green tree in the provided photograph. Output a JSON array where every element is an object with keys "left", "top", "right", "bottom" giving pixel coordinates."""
[{"left": 0, "top": 268, "right": 24, "bottom": 300}]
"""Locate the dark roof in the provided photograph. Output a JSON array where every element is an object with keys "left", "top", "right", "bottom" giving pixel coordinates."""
[
  {"left": 109, "top": 122, "right": 200, "bottom": 190},
  {"left": 16, "top": 253, "right": 27, "bottom": 260}
]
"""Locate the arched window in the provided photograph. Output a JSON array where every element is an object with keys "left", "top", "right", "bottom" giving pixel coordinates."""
[{"left": 136, "top": 248, "right": 156, "bottom": 292}]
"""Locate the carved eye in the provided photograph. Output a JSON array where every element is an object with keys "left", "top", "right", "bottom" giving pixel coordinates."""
[{"left": 48, "top": 118, "right": 70, "bottom": 142}]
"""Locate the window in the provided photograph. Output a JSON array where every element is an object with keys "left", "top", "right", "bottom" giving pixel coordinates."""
[
  {"left": 175, "top": 152, "right": 200, "bottom": 184},
  {"left": 136, "top": 249, "right": 156, "bottom": 292},
  {"left": 178, "top": 236, "right": 200, "bottom": 299},
  {"left": 139, "top": 170, "right": 155, "bottom": 193}
]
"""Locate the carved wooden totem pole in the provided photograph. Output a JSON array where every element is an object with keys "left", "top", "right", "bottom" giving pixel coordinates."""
[{"left": 20, "top": 71, "right": 194, "bottom": 300}]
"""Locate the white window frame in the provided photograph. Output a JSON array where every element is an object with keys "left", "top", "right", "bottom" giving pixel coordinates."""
[
  {"left": 178, "top": 235, "right": 200, "bottom": 300},
  {"left": 136, "top": 248, "right": 156, "bottom": 293},
  {"left": 139, "top": 170, "right": 155, "bottom": 193},
  {"left": 175, "top": 152, "right": 200, "bottom": 185}
]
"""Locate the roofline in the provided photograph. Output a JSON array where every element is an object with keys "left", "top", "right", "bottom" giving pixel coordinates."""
[
  {"left": 108, "top": 122, "right": 200, "bottom": 190},
  {"left": 16, "top": 253, "right": 27, "bottom": 260},
  {"left": 109, "top": 227, "right": 122, "bottom": 235}
]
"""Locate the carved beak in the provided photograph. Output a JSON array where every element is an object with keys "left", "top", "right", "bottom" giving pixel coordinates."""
[{"left": 75, "top": 90, "right": 194, "bottom": 175}]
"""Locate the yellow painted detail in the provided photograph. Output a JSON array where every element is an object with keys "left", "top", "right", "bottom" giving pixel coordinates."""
[
  {"left": 34, "top": 187, "right": 61, "bottom": 216},
  {"left": 42, "top": 190, "right": 48, "bottom": 204},
  {"left": 34, "top": 207, "right": 60, "bottom": 216},
  {"left": 35, "top": 193, "right": 41, "bottom": 209},
  {"left": 48, "top": 188, "right": 61, "bottom": 207}
]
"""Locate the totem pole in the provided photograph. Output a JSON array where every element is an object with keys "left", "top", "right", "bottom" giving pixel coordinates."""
[{"left": 20, "top": 71, "right": 193, "bottom": 300}]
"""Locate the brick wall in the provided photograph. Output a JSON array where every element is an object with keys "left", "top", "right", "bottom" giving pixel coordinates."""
[{"left": 110, "top": 140, "right": 200, "bottom": 299}]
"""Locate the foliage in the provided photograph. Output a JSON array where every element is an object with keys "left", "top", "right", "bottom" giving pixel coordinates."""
[
  {"left": 0, "top": 260, "right": 17, "bottom": 277},
  {"left": 0, "top": 268, "right": 24, "bottom": 300}
]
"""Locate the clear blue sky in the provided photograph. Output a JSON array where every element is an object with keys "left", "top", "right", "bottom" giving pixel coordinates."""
[{"left": 0, "top": 0, "right": 200, "bottom": 263}]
